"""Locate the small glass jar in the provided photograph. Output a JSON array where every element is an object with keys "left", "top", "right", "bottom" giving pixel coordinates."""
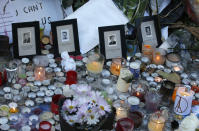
[
  {"left": 5, "top": 63, "right": 18, "bottom": 84},
  {"left": 142, "top": 44, "right": 155, "bottom": 61},
  {"left": 86, "top": 53, "right": 104, "bottom": 76},
  {"left": 148, "top": 111, "right": 166, "bottom": 131},
  {"left": 152, "top": 48, "right": 166, "bottom": 65},
  {"left": 131, "top": 80, "right": 146, "bottom": 102},
  {"left": 110, "top": 58, "right": 126, "bottom": 76},
  {"left": 140, "top": 57, "right": 150, "bottom": 72},
  {"left": 34, "top": 66, "right": 46, "bottom": 81},
  {"left": 113, "top": 100, "right": 129, "bottom": 121}
]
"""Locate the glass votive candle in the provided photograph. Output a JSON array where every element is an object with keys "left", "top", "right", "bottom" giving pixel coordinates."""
[
  {"left": 128, "top": 110, "right": 143, "bottom": 128},
  {"left": 39, "top": 121, "right": 52, "bottom": 131},
  {"left": 174, "top": 87, "right": 194, "bottom": 116},
  {"left": 113, "top": 100, "right": 128, "bottom": 121},
  {"left": 51, "top": 94, "right": 65, "bottom": 115},
  {"left": 148, "top": 111, "right": 166, "bottom": 131},
  {"left": 116, "top": 118, "right": 134, "bottom": 131},
  {"left": 145, "top": 90, "right": 161, "bottom": 113},
  {"left": 165, "top": 53, "right": 180, "bottom": 68},
  {"left": 110, "top": 58, "right": 126, "bottom": 76},
  {"left": 5, "top": 63, "right": 18, "bottom": 84},
  {"left": 130, "top": 81, "right": 146, "bottom": 102},
  {"left": 142, "top": 44, "right": 155, "bottom": 60},
  {"left": 34, "top": 66, "right": 46, "bottom": 81},
  {"left": 65, "top": 70, "right": 77, "bottom": 85},
  {"left": 152, "top": 48, "right": 166, "bottom": 65},
  {"left": 86, "top": 53, "right": 104, "bottom": 75},
  {"left": 131, "top": 84, "right": 145, "bottom": 102}
]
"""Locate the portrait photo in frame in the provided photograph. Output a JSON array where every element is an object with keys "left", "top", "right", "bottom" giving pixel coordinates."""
[
  {"left": 51, "top": 19, "right": 80, "bottom": 57},
  {"left": 12, "top": 21, "right": 41, "bottom": 58},
  {"left": 99, "top": 25, "right": 126, "bottom": 60},
  {"left": 135, "top": 15, "right": 162, "bottom": 51}
]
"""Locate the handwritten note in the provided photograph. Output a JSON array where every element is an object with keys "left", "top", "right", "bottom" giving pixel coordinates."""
[{"left": 0, "top": 0, "right": 69, "bottom": 43}]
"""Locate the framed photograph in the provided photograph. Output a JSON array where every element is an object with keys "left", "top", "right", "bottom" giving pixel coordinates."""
[
  {"left": 135, "top": 15, "right": 162, "bottom": 51},
  {"left": 51, "top": 19, "right": 80, "bottom": 57},
  {"left": 99, "top": 25, "right": 126, "bottom": 60},
  {"left": 12, "top": 21, "right": 41, "bottom": 58}
]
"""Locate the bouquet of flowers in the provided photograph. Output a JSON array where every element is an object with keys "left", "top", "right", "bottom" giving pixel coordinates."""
[{"left": 60, "top": 84, "right": 112, "bottom": 130}]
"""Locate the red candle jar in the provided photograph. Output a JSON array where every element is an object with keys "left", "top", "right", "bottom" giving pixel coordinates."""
[
  {"left": 51, "top": 94, "right": 65, "bottom": 114},
  {"left": 65, "top": 70, "right": 77, "bottom": 85},
  {"left": 128, "top": 111, "right": 143, "bottom": 128},
  {"left": 3, "top": 70, "right": 7, "bottom": 84},
  {"left": 39, "top": 121, "right": 52, "bottom": 131},
  {"left": 191, "top": 82, "right": 199, "bottom": 93},
  {"left": 132, "top": 91, "right": 145, "bottom": 102},
  {"left": 0, "top": 72, "right": 2, "bottom": 86},
  {"left": 116, "top": 118, "right": 134, "bottom": 131}
]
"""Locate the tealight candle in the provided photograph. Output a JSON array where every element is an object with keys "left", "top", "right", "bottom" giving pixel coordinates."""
[
  {"left": 172, "top": 64, "right": 183, "bottom": 73},
  {"left": 34, "top": 66, "right": 46, "bottom": 81},
  {"left": 8, "top": 102, "right": 18, "bottom": 113},
  {"left": 174, "top": 87, "right": 194, "bottom": 115},
  {"left": 154, "top": 77, "right": 162, "bottom": 83},
  {"left": 148, "top": 111, "right": 166, "bottom": 131}
]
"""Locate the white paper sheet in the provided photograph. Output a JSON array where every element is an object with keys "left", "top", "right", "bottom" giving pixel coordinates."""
[
  {"left": 0, "top": 0, "right": 67, "bottom": 43},
  {"left": 66, "top": 0, "right": 129, "bottom": 54}
]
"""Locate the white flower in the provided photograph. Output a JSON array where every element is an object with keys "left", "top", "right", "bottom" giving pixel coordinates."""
[
  {"left": 97, "top": 98, "right": 111, "bottom": 115},
  {"left": 76, "top": 96, "right": 89, "bottom": 105},
  {"left": 61, "top": 59, "right": 76, "bottom": 72},
  {"left": 65, "top": 115, "right": 78, "bottom": 125},
  {"left": 86, "top": 113, "right": 100, "bottom": 125},
  {"left": 61, "top": 51, "right": 70, "bottom": 60},
  {"left": 75, "top": 84, "right": 91, "bottom": 94},
  {"left": 62, "top": 85, "right": 74, "bottom": 97},
  {"left": 63, "top": 100, "right": 78, "bottom": 113}
]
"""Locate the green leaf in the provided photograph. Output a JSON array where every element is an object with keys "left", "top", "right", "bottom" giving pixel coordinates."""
[{"left": 122, "top": 75, "right": 133, "bottom": 83}]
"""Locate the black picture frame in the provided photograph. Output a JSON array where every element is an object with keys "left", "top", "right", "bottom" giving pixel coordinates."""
[
  {"left": 99, "top": 25, "right": 127, "bottom": 61},
  {"left": 135, "top": 15, "right": 162, "bottom": 52},
  {"left": 12, "top": 21, "right": 41, "bottom": 58},
  {"left": 51, "top": 19, "right": 80, "bottom": 57}
]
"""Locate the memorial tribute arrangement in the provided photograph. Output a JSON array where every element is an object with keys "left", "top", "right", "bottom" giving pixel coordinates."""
[{"left": 0, "top": 0, "right": 199, "bottom": 131}]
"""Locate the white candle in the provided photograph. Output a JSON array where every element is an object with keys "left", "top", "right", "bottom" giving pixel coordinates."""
[
  {"left": 174, "top": 87, "right": 194, "bottom": 115},
  {"left": 116, "top": 68, "right": 132, "bottom": 92}
]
